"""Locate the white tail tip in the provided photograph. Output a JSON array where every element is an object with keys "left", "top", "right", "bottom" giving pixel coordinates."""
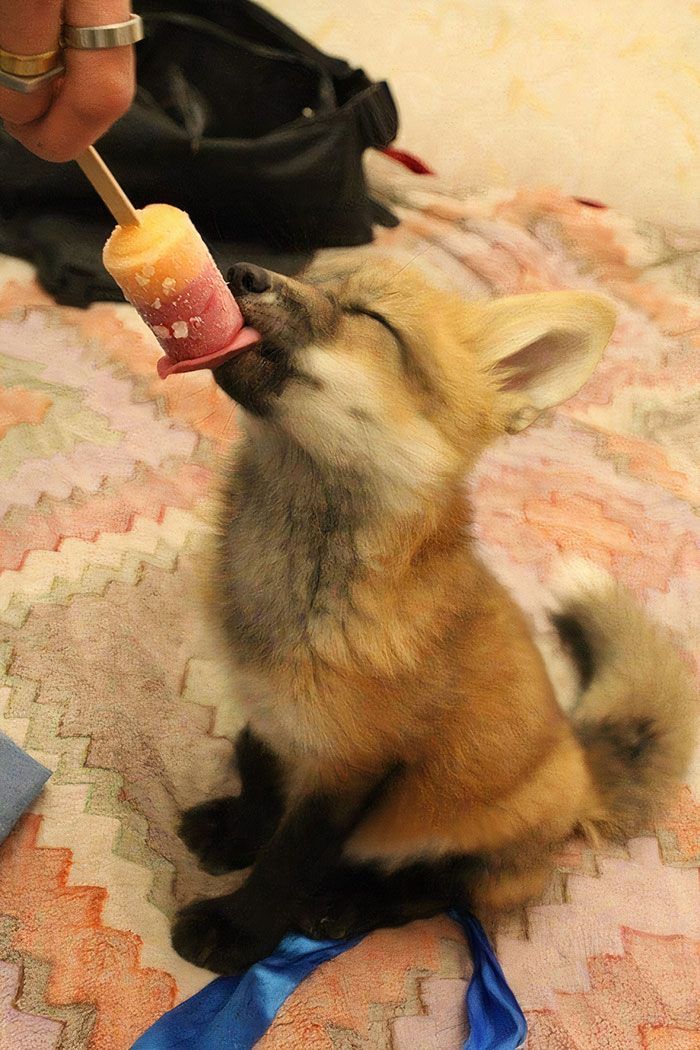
[{"left": 549, "top": 557, "right": 615, "bottom": 605}]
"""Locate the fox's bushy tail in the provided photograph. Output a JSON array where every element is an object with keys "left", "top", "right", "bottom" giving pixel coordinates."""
[{"left": 551, "top": 561, "right": 697, "bottom": 839}]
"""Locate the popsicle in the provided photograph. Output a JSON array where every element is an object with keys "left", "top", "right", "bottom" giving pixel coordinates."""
[{"left": 103, "top": 203, "right": 260, "bottom": 378}]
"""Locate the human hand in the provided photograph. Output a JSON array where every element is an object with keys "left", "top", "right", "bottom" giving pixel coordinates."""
[{"left": 0, "top": 0, "right": 136, "bottom": 162}]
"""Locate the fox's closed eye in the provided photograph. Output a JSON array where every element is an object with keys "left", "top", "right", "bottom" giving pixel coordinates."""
[
  {"left": 342, "top": 304, "right": 435, "bottom": 396},
  {"left": 343, "top": 305, "right": 414, "bottom": 376},
  {"left": 343, "top": 305, "right": 400, "bottom": 342}
]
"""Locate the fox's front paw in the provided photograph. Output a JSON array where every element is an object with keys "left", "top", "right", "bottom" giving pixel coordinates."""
[
  {"left": 172, "top": 891, "right": 285, "bottom": 973},
  {"left": 178, "top": 796, "right": 263, "bottom": 874},
  {"left": 293, "top": 887, "right": 374, "bottom": 941}
]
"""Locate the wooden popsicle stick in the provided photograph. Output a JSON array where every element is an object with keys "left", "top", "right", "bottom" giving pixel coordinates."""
[{"left": 75, "top": 145, "right": 140, "bottom": 227}]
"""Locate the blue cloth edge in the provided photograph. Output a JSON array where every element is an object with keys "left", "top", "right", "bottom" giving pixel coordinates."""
[
  {"left": 133, "top": 910, "right": 527, "bottom": 1049},
  {"left": 0, "top": 732, "right": 51, "bottom": 843}
]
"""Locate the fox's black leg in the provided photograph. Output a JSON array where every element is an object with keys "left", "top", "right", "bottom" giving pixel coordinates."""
[
  {"left": 294, "top": 856, "right": 478, "bottom": 940},
  {"left": 178, "top": 726, "right": 285, "bottom": 874},
  {"left": 172, "top": 766, "right": 401, "bottom": 972}
]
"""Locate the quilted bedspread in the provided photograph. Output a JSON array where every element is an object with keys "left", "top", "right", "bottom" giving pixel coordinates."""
[{"left": 0, "top": 157, "right": 698, "bottom": 1049}]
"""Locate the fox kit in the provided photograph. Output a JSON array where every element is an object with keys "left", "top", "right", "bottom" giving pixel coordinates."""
[{"left": 173, "top": 257, "right": 697, "bottom": 974}]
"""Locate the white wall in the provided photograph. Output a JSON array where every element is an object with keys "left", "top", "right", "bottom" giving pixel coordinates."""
[{"left": 265, "top": 0, "right": 700, "bottom": 227}]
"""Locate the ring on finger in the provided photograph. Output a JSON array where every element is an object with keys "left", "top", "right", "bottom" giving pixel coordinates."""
[
  {"left": 0, "top": 46, "right": 61, "bottom": 76},
  {"left": 61, "top": 14, "right": 144, "bottom": 50}
]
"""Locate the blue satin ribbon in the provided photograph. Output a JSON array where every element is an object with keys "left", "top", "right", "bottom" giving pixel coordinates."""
[
  {"left": 133, "top": 911, "right": 526, "bottom": 1049},
  {"left": 451, "top": 910, "right": 527, "bottom": 1049}
]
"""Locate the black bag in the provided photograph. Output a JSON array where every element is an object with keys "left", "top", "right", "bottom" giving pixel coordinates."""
[{"left": 0, "top": 0, "right": 400, "bottom": 305}]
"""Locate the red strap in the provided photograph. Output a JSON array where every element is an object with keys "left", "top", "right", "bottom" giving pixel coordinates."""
[
  {"left": 574, "top": 197, "right": 607, "bottom": 209},
  {"left": 381, "top": 147, "right": 435, "bottom": 175}
]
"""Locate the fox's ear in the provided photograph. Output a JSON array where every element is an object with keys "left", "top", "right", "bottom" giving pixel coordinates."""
[{"left": 472, "top": 292, "right": 616, "bottom": 432}]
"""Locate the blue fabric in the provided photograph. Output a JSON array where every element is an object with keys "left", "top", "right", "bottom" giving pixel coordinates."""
[
  {"left": 0, "top": 732, "right": 51, "bottom": 844},
  {"left": 450, "top": 910, "right": 528, "bottom": 1049},
  {"left": 133, "top": 911, "right": 526, "bottom": 1049},
  {"left": 132, "top": 932, "right": 363, "bottom": 1049}
]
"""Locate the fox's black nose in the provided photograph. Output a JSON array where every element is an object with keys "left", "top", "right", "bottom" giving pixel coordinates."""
[{"left": 227, "top": 263, "right": 272, "bottom": 296}]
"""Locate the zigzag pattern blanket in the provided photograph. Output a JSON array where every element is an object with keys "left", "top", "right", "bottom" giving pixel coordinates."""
[{"left": 0, "top": 159, "right": 698, "bottom": 1048}]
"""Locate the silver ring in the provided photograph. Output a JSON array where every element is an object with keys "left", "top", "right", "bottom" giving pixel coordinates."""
[
  {"left": 62, "top": 14, "right": 144, "bottom": 50},
  {"left": 0, "top": 63, "right": 64, "bottom": 94}
]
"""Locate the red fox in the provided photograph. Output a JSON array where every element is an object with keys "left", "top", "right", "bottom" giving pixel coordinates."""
[{"left": 173, "top": 257, "right": 697, "bottom": 974}]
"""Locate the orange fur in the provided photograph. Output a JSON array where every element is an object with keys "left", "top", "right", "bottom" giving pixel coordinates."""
[{"left": 211, "top": 257, "right": 696, "bottom": 915}]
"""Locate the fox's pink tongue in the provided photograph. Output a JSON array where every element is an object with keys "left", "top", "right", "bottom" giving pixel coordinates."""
[{"left": 156, "top": 325, "right": 260, "bottom": 378}]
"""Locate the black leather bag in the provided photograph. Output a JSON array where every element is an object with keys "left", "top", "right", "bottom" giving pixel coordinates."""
[{"left": 0, "top": 0, "right": 400, "bottom": 305}]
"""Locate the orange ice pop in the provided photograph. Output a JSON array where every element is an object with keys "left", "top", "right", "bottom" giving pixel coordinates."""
[{"left": 103, "top": 204, "right": 259, "bottom": 378}]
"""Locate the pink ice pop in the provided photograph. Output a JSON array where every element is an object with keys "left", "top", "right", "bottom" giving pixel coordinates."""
[{"left": 103, "top": 204, "right": 259, "bottom": 378}]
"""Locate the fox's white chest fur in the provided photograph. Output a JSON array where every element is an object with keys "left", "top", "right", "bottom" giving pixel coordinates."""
[{"left": 215, "top": 429, "right": 369, "bottom": 756}]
